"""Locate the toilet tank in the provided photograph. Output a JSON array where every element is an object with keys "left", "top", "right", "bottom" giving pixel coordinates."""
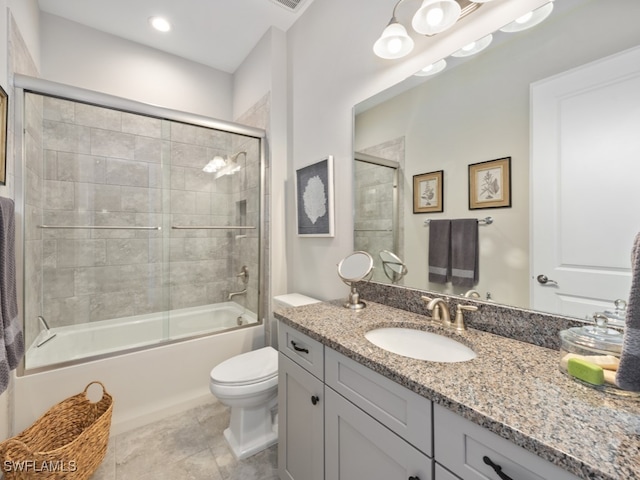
[{"left": 273, "top": 293, "right": 321, "bottom": 309}]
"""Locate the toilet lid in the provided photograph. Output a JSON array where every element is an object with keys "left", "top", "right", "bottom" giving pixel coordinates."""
[{"left": 210, "top": 346, "right": 278, "bottom": 386}]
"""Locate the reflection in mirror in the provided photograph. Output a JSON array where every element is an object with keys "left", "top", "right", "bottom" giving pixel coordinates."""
[
  {"left": 354, "top": 0, "right": 640, "bottom": 320},
  {"left": 354, "top": 151, "right": 404, "bottom": 285},
  {"left": 337, "top": 251, "right": 374, "bottom": 310},
  {"left": 380, "top": 250, "right": 408, "bottom": 284}
]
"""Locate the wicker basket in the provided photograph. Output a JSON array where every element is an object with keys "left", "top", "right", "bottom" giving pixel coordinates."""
[{"left": 0, "top": 381, "right": 113, "bottom": 480}]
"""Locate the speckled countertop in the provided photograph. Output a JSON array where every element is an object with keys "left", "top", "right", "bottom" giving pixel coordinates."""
[{"left": 275, "top": 300, "right": 640, "bottom": 480}]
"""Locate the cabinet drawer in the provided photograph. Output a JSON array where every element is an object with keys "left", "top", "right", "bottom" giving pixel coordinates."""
[
  {"left": 279, "top": 322, "right": 324, "bottom": 380},
  {"left": 325, "top": 348, "right": 432, "bottom": 456},
  {"left": 434, "top": 404, "right": 581, "bottom": 480}
]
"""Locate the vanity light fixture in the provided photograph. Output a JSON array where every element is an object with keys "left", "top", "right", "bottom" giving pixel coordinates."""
[
  {"left": 451, "top": 33, "right": 493, "bottom": 57},
  {"left": 149, "top": 16, "right": 171, "bottom": 33},
  {"left": 373, "top": 20, "right": 415, "bottom": 59},
  {"left": 374, "top": 0, "right": 481, "bottom": 59},
  {"left": 412, "top": 0, "right": 462, "bottom": 35},
  {"left": 499, "top": 2, "right": 554, "bottom": 33},
  {"left": 414, "top": 58, "right": 447, "bottom": 76}
]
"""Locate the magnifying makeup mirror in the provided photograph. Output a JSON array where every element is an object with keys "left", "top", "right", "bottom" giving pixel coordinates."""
[
  {"left": 337, "top": 251, "right": 374, "bottom": 310},
  {"left": 379, "top": 250, "right": 408, "bottom": 284}
]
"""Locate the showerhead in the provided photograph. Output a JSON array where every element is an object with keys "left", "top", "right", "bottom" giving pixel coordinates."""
[{"left": 214, "top": 151, "right": 247, "bottom": 179}]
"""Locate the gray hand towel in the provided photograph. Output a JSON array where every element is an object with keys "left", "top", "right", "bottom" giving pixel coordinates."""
[
  {"left": 0, "top": 197, "right": 22, "bottom": 395},
  {"left": 451, "top": 219, "right": 479, "bottom": 288},
  {"left": 616, "top": 232, "right": 640, "bottom": 391},
  {"left": 428, "top": 220, "right": 451, "bottom": 284}
]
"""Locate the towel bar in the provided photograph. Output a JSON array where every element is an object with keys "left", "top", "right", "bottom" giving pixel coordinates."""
[
  {"left": 38, "top": 225, "right": 161, "bottom": 230},
  {"left": 171, "top": 225, "right": 256, "bottom": 230},
  {"left": 424, "top": 217, "right": 493, "bottom": 226}
]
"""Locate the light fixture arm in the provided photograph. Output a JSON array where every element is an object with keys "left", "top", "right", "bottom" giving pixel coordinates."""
[{"left": 390, "top": 0, "right": 414, "bottom": 19}]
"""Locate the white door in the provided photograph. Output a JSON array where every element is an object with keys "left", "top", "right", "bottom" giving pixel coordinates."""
[{"left": 531, "top": 45, "right": 640, "bottom": 319}]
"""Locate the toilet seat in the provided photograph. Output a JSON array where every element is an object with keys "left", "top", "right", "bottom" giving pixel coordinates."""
[{"left": 210, "top": 346, "right": 278, "bottom": 386}]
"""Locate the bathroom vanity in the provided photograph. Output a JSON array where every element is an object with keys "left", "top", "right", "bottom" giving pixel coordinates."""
[{"left": 276, "top": 300, "right": 640, "bottom": 480}]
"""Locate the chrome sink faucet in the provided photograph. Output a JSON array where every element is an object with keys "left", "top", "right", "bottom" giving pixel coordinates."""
[
  {"left": 421, "top": 296, "right": 479, "bottom": 331},
  {"left": 422, "top": 297, "right": 452, "bottom": 328},
  {"left": 453, "top": 304, "right": 478, "bottom": 331}
]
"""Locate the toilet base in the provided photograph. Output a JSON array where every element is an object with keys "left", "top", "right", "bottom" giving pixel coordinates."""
[
  {"left": 223, "top": 426, "right": 278, "bottom": 460},
  {"left": 223, "top": 402, "right": 278, "bottom": 460}
]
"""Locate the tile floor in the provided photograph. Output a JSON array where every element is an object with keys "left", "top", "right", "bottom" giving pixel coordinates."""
[{"left": 92, "top": 398, "right": 278, "bottom": 480}]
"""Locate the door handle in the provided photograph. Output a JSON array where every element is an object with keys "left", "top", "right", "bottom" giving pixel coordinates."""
[{"left": 536, "top": 274, "right": 558, "bottom": 286}]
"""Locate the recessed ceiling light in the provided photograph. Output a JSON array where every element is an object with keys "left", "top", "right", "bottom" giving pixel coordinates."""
[{"left": 149, "top": 16, "right": 171, "bottom": 33}]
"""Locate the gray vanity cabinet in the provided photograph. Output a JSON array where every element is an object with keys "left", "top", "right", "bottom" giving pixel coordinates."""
[
  {"left": 278, "top": 325, "right": 325, "bottom": 480},
  {"left": 278, "top": 321, "right": 582, "bottom": 480}
]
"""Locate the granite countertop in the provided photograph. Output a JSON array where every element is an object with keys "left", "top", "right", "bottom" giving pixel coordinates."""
[{"left": 275, "top": 300, "right": 640, "bottom": 480}]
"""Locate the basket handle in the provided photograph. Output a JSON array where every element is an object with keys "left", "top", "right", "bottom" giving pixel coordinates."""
[
  {"left": 1, "top": 437, "right": 45, "bottom": 460},
  {"left": 83, "top": 381, "right": 108, "bottom": 403}
]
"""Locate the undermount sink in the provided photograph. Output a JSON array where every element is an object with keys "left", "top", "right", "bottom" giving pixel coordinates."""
[{"left": 365, "top": 327, "right": 476, "bottom": 363}]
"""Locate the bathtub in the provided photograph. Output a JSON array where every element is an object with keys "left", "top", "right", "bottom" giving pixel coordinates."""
[
  {"left": 14, "top": 302, "right": 265, "bottom": 436},
  {"left": 25, "top": 302, "right": 257, "bottom": 370}
]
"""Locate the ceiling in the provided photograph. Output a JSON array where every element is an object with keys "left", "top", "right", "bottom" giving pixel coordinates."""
[{"left": 37, "top": 0, "right": 314, "bottom": 74}]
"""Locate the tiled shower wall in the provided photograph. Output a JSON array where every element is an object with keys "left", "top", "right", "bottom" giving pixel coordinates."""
[{"left": 23, "top": 94, "right": 261, "bottom": 347}]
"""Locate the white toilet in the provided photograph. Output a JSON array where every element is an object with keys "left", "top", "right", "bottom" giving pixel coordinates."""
[{"left": 209, "top": 293, "right": 320, "bottom": 459}]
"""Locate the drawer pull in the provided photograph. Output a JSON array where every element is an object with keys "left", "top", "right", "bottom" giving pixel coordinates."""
[
  {"left": 408, "top": 477, "right": 420, "bottom": 480},
  {"left": 291, "top": 340, "right": 309, "bottom": 354},
  {"left": 483, "top": 456, "right": 514, "bottom": 480},
  {"left": 311, "top": 395, "right": 320, "bottom": 405}
]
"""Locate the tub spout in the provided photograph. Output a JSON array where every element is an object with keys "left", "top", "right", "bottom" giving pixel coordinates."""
[{"left": 228, "top": 289, "right": 247, "bottom": 300}]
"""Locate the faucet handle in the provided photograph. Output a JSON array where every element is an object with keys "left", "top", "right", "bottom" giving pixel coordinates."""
[
  {"left": 421, "top": 296, "right": 441, "bottom": 321},
  {"left": 453, "top": 304, "right": 478, "bottom": 331}
]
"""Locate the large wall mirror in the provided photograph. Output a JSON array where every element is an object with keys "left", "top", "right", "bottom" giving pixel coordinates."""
[{"left": 354, "top": 0, "right": 640, "bottom": 321}]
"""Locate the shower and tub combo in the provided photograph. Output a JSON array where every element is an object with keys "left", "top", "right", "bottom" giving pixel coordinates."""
[{"left": 12, "top": 75, "right": 270, "bottom": 437}]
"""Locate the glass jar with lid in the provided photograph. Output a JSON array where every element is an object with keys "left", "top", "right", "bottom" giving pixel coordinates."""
[{"left": 559, "top": 313, "right": 638, "bottom": 397}]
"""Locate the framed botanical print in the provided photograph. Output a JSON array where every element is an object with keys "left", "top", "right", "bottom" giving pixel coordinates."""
[
  {"left": 468, "top": 157, "right": 511, "bottom": 210},
  {"left": 413, "top": 170, "right": 443, "bottom": 213}
]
